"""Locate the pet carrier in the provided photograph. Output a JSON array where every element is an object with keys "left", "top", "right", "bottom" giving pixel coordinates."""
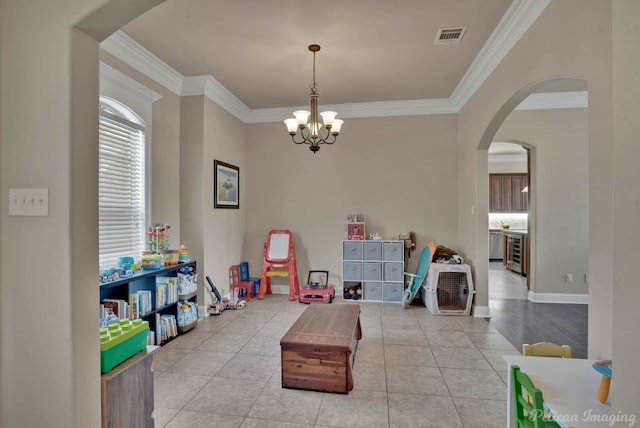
[{"left": 421, "top": 264, "right": 475, "bottom": 315}]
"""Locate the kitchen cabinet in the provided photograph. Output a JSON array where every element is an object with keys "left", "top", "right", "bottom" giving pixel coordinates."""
[{"left": 489, "top": 174, "right": 528, "bottom": 212}]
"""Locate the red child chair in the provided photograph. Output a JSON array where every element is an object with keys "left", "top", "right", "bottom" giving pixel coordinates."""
[
  {"left": 229, "top": 264, "right": 254, "bottom": 301},
  {"left": 258, "top": 230, "right": 299, "bottom": 301}
]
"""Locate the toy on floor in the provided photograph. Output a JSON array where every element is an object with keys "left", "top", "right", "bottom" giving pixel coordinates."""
[
  {"left": 205, "top": 276, "right": 246, "bottom": 315},
  {"left": 343, "top": 282, "right": 362, "bottom": 300},
  {"left": 299, "top": 270, "right": 335, "bottom": 304},
  {"left": 403, "top": 241, "right": 436, "bottom": 309}
]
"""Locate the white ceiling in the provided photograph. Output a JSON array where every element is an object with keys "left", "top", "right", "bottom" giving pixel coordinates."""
[
  {"left": 120, "top": 0, "right": 515, "bottom": 109},
  {"left": 105, "top": 0, "right": 586, "bottom": 155}
]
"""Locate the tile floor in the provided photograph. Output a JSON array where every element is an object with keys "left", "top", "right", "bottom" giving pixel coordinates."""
[{"left": 152, "top": 295, "right": 521, "bottom": 427}]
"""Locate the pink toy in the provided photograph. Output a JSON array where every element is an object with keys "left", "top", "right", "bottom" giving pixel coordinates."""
[{"left": 299, "top": 270, "right": 335, "bottom": 304}]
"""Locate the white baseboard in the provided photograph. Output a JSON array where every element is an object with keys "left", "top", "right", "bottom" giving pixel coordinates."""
[
  {"left": 472, "top": 305, "right": 491, "bottom": 318},
  {"left": 527, "top": 292, "right": 588, "bottom": 304}
]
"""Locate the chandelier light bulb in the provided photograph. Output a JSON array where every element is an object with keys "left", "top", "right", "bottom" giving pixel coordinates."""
[
  {"left": 284, "top": 118, "right": 299, "bottom": 134},
  {"left": 331, "top": 119, "right": 344, "bottom": 134},
  {"left": 293, "top": 110, "right": 310, "bottom": 126},
  {"left": 320, "top": 111, "right": 337, "bottom": 126}
]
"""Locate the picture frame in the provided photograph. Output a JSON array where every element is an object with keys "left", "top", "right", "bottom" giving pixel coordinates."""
[{"left": 214, "top": 160, "right": 239, "bottom": 209}]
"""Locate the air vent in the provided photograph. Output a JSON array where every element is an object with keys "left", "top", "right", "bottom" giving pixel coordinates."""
[{"left": 434, "top": 27, "right": 467, "bottom": 45}]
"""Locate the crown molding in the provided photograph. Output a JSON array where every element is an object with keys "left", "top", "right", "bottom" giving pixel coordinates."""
[
  {"left": 102, "top": 0, "right": 554, "bottom": 123},
  {"left": 449, "top": 0, "right": 552, "bottom": 109},
  {"left": 182, "top": 75, "right": 252, "bottom": 122},
  {"left": 100, "top": 62, "right": 162, "bottom": 103},
  {"left": 515, "top": 91, "right": 588, "bottom": 110},
  {"left": 100, "top": 31, "right": 184, "bottom": 95},
  {"left": 247, "top": 98, "right": 457, "bottom": 123}
]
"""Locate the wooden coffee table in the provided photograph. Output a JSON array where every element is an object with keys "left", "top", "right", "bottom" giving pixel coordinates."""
[{"left": 280, "top": 304, "right": 362, "bottom": 393}]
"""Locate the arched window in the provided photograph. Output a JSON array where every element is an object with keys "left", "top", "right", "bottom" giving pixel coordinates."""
[{"left": 98, "top": 96, "right": 146, "bottom": 269}]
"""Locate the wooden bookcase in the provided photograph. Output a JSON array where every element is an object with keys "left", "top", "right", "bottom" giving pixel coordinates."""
[{"left": 99, "top": 261, "right": 198, "bottom": 345}]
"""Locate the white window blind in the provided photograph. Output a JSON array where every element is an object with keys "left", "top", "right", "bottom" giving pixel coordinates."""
[{"left": 99, "top": 98, "right": 146, "bottom": 269}]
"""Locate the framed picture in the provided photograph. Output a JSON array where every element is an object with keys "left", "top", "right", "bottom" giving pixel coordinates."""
[{"left": 214, "top": 160, "right": 239, "bottom": 209}]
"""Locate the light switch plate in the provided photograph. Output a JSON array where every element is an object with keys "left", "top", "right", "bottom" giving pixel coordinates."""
[{"left": 9, "top": 188, "right": 49, "bottom": 216}]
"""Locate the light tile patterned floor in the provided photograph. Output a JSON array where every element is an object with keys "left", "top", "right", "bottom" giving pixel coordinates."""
[{"left": 153, "top": 295, "right": 518, "bottom": 428}]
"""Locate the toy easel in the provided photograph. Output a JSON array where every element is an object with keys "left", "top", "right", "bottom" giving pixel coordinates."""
[{"left": 258, "top": 230, "right": 299, "bottom": 300}]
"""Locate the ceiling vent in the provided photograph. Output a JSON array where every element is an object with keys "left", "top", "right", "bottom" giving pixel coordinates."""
[{"left": 434, "top": 27, "right": 467, "bottom": 45}]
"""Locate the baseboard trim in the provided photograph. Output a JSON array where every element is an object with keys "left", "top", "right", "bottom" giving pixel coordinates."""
[
  {"left": 472, "top": 305, "right": 491, "bottom": 318},
  {"left": 527, "top": 292, "right": 588, "bottom": 304}
]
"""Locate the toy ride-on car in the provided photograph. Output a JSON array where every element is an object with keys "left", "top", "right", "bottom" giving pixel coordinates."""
[
  {"left": 299, "top": 270, "right": 335, "bottom": 304},
  {"left": 205, "top": 276, "right": 246, "bottom": 315}
]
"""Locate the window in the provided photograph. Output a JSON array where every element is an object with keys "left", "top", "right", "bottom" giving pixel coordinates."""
[{"left": 98, "top": 97, "right": 146, "bottom": 269}]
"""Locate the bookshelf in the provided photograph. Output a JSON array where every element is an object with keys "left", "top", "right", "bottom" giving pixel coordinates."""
[{"left": 99, "top": 261, "right": 198, "bottom": 345}]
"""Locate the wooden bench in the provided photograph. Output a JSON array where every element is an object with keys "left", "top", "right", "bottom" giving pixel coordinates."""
[{"left": 280, "top": 304, "right": 362, "bottom": 393}]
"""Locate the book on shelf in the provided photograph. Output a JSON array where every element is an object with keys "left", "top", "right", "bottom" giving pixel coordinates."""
[
  {"left": 101, "top": 298, "right": 128, "bottom": 319},
  {"left": 128, "top": 293, "right": 140, "bottom": 319},
  {"left": 157, "top": 276, "right": 178, "bottom": 304},
  {"left": 156, "top": 282, "right": 167, "bottom": 308},
  {"left": 137, "top": 289, "right": 153, "bottom": 315},
  {"left": 155, "top": 313, "right": 178, "bottom": 345}
]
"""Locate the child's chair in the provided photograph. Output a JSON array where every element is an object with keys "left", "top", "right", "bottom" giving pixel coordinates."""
[
  {"left": 229, "top": 264, "right": 254, "bottom": 301},
  {"left": 259, "top": 230, "right": 299, "bottom": 300},
  {"left": 522, "top": 342, "right": 572, "bottom": 358},
  {"left": 239, "top": 262, "right": 261, "bottom": 297},
  {"left": 512, "top": 365, "right": 561, "bottom": 427}
]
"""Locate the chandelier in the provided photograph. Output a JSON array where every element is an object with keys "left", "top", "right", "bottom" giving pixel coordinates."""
[{"left": 284, "top": 44, "right": 343, "bottom": 153}]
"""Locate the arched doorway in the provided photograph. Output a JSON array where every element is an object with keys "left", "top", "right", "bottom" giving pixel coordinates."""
[{"left": 478, "top": 78, "right": 589, "bottom": 357}]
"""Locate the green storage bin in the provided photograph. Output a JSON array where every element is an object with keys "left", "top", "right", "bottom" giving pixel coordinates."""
[{"left": 100, "top": 319, "right": 149, "bottom": 374}]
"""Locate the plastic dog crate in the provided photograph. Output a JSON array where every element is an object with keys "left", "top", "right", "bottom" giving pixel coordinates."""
[{"left": 421, "top": 264, "right": 475, "bottom": 315}]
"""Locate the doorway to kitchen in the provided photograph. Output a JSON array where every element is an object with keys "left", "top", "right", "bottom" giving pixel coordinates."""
[{"left": 488, "top": 141, "right": 530, "bottom": 301}]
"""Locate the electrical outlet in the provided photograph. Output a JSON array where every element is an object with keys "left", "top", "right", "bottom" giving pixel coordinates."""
[
  {"left": 565, "top": 273, "right": 573, "bottom": 283},
  {"left": 9, "top": 188, "right": 49, "bottom": 216}
]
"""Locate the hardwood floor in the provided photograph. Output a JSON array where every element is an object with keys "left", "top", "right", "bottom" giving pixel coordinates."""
[{"left": 487, "top": 262, "right": 589, "bottom": 359}]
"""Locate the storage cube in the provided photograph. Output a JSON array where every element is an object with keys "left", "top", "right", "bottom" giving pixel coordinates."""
[
  {"left": 343, "top": 241, "right": 363, "bottom": 260},
  {"left": 383, "top": 282, "right": 402, "bottom": 302},
  {"left": 100, "top": 319, "right": 149, "bottom": 374},
  {"left": 363, "top": 262, "right": 382, "bottom": 280},
  {"left": 363, "top": 241, "right": 382, "bottom": 260},
  {"left": 383, "top": 262, "right": 403, "bottom": 281},
  {"left": 343, "top": 262, "right": 362, "bottom": 281},
  {"left": 363, "top": 282, "right": 382, "bottom": 300},
  {"left": 383, "top": 242, "right": 403, "bottom": 261}
]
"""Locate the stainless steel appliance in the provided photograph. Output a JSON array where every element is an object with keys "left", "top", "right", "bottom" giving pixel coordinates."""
[
  {"left": 506, "top": 234, "right": 523, "bottom": 274},
  {"left": 489, "top": 230, "right": 504, "bottom": 261}
]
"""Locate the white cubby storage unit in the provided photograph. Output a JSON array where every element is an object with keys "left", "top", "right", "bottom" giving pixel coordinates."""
[
  {"left": 342, "top": 240, "right": 404, "bottom": 302},
  {"left": 421, "top": 263, "right": 475, "bottom": 315}
]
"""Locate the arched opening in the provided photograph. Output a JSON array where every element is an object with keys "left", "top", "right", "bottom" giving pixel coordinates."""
[{"left": 478, "top": 77, "right": 589, "bottom": 357}]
